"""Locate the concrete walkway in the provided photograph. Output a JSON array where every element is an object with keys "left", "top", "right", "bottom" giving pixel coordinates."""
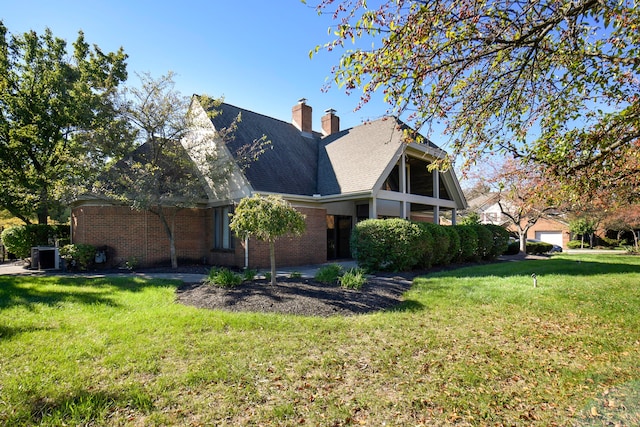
[
  {"left": 0, "top": 259, "right": 359, "bottom": 282},
  {"left": 3, "top": 250, "right": 623, "bottom": 282}
]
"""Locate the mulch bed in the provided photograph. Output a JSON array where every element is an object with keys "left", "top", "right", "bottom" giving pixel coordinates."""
[
  {"left": 175, "top": 273, "right": 418, "bottom": 317},
  {"left": 174, "top": 254, "right": 546, "bottom": 317}
]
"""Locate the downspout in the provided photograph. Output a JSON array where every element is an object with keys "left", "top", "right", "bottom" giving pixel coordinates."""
[{"left": 244, "top": 236, "right": 249, "bottom": 270}]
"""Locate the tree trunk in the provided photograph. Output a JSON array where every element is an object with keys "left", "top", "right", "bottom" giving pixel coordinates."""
[
  {"left": 519, "top": 233, "right": 527, "bottom": 253},
  {"left": 156, "top": 207, "right": 179, "bottom": 269},
  {"left": 37, "top": 187, "right": 49, "bottom": 224},
  {"left": 269, "top": 239, "right": 277, "bottom": 286}
]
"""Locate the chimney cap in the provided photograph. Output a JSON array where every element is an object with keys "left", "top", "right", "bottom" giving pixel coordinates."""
[
  {"left": 298, "top": 98, "right": 308, "bottom": 104},
  {"left": 324, "top": 108, "right": 337, "bottom": 114}
]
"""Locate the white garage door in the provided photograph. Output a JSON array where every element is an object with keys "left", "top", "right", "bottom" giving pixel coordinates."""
[{"left": 535, "top": 231, "right": 563, "bottom": 248}]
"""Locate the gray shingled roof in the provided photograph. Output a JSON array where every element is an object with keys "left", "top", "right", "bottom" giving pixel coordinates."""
[
  {"left": 206, "top": 101, "right": 449, "bottom": 198},
  {"left": 318, "top": 117, "right": 405, "bottom": 195},
  {"left": 207, "top": 102, "right": 319, "bottom": 196}
]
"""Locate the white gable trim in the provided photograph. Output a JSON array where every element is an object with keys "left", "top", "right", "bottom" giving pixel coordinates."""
[{"left": 183, "top": 98, "right": 253, "bottom": 202}]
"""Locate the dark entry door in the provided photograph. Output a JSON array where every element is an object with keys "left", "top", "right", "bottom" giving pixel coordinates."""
[{"left": 327, "top": 215, "right": 353, "bottom": 260}]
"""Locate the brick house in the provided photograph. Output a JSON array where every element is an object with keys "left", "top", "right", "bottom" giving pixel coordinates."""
[{"left": 71, "top": 98, "right": 467, "bottom": 268}]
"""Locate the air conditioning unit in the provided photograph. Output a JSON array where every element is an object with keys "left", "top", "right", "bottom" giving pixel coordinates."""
[{"left": 30, "top": 246, "right": 60, "bottom": 270}]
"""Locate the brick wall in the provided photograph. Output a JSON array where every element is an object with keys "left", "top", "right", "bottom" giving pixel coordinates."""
[
  {"left": 72, "top": 204, "right": 210, "bottom": 267},
  {"left": 210, "top": 206, "right": 328, "bottom": 269},
  {"left": 524, "top": 217, "right": 571, "bottom": 248},
  {"left": 73, "top": 204, "right": 328, "bottom": 269}
]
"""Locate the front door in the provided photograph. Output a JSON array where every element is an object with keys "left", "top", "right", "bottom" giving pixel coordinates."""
[{"left": 327, "top": 215, "right": 353, "bottom": 259}]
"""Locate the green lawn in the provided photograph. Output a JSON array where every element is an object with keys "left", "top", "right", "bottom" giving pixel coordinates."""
[{"left": 1, "top": 254, "right": 639, "bottom": 426}]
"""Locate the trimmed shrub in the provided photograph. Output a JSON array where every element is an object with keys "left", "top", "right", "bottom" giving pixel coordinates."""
[
  {"left": 1, "top": 224, "right": 68, "bottom": 259},
  {"left": 600, "top": 236, "right": 621, "bottom": 247},
  {"left": 59, "top": 244, "right": 96, "bottom": 270},
  {"left": 471, "top": 224, "right": 494, "bottom": 260},
  {"left": 441, "top": 226, "right": 460, "bottom": 265},
  {"left": 453, "top": 225, "right": 479, "bottom": 262},
  {"left": 414, "top": 223, "right": 435, "bottom": 269},
  {"left": 567, "top": 240, "right": 589, "bottom": 249},
  {"left": 1, "top": 227, "right": 32, "bottom": 259},
  {"left": 526, "top": 241, "right": 553, "bottom": 254},
  {"left": 483, "top": 224, "right": 511, "bottom": 259},
  {"left": 417, "top": 222, "right": 450, "bottom": 266},
  {"left": 351, "top": 219, "right": 424, "bottom": 271},
  {"left": 505, "top": 240, "right": 520, "bottom": 255}
]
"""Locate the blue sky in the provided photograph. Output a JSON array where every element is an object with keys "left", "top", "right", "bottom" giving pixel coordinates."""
[{"left": 2, "top": 0, "right": 390, "bottom": 131}]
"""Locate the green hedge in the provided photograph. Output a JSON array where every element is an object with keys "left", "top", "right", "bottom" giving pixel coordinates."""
[
  {"left": 526, "top": 241, "right": 554, "bottom": 254},
  {"left": 471, "top": 224, "right": 494, "bottom": 260},
  {"left": 505, "top": 240, "right": 520, "bottom": 255},
  {"left": 453, "top": 225, "right": 479, "bottom": 262},
  {"left": 1, "top": 224, "right": 69, "bottom": 259},
  {"left": 418, "top": 222, "right": 450, "bottom": 266},
  {"left": 442, "top": 226, "right": 461, "bottom": 265},
  {"left": 568, "top": 240, "right": 589, "bottom": 249},
  {"left": 352, "top": 219, "right": 510, "bottom": 272},
  {"left": 484, "top": 224, "right": 511, "bottom": 259},
  {"left": 350, "top": 218, "right": 424, "bottom": 271}
]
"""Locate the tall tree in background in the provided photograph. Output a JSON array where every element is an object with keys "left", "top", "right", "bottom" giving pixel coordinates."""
[
  {"left": 602, "top": 204, "right": 640, "bottom": 250},
  {"left": 488, "top": 157, "right": 563, "bottom": 252},
  {"left": 98, "top": 72, "right": 269, "bottom": 269},
  {"left": 310, "top": 0, "right": 639, "bottom": 201},
  {"left": 0, "top": 22, "right": 128, "bottom": 224}
]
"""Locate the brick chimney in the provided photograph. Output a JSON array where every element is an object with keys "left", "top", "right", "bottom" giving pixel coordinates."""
[
  {"left": 321, "top": 109, "right": 340, "bottom": 136},
  {"left": 292, "top": 98, "right": 312, "bottom": 135}
]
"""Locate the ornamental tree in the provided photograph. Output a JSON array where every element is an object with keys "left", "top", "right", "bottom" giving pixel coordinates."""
[
  {"left": 230, "top": 195, "right": 306, "bottom": 285},
  {"left": 490, "top": 157, "right": 563, "bottom": 253},
  {"left": 0, "top": 22, "right": 128, "bottom": 224},
  {"left": 569, "top": 217, "right": 598, "bottom": 248},
  {"left": 309, "top": 0, "right": 640, "bottom": 202}
]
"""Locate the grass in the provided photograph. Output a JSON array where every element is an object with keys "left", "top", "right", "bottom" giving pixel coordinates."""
[{"left": 0, "top": 254, "right": 639, "bottom": 426}]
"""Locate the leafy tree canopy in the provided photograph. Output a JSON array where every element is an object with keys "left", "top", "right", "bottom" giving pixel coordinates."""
[
  {"left": 0, "top": 22, "right": 129, "bottom": 224},
  {"left": 309, "top": 0, "right": 639, "bottom": 202}
]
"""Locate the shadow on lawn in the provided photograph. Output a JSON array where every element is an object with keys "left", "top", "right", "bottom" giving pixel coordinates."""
[
  {"left": 422, "top": 256, "right": 640, "bottom": 280},
  {"left": 16, "top": 387, "right": 153, "bottom": 426},
  {"left": 0, "top": 276, "right": 180, "bottom": 311}
]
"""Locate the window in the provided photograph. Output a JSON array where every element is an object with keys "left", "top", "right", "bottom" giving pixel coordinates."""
[{"left": 213, "top": 206, "right": 234, "bottom": 250}]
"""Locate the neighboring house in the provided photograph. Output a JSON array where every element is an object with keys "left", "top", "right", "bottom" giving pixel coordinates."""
[
  {"left": 71, "top": 98, "right": 467, "bottom": 269},
  {"left": 465, "top": 193, "right": 505, "bottom": 225},
  {"left": 465, "top": 192, "right": 570, "bottom": 249}
]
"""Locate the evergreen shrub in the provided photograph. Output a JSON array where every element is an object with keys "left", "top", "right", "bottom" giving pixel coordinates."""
[
  {"left": 471, "top": 224, "right": 494, "bottom": 260},
  {"left": 351, "top": 219, "right": 424, "bottom": 271},
  {"left": 441, "top": 226, "right": 460, "bottom": 265},
  {"left": 1, "top": 224, "right": 69, "bottom": 259},
  {"left": 418, "top": 222, "right": 450, "bottom": 266},
  {"left": 567, "top": 240, "right": 589, "bottom": 249},
  {"left": 453, "top": 225, "right": 479, "bottom": 262},
  {"left": 59, "top": 244, "right": 97, "bottom": 271},
  {"left": 483, "top": 224, "right": 511, "bottom": 259},
  {"left": 526, "top": 241, "right": 554, "bottom": 254}
]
